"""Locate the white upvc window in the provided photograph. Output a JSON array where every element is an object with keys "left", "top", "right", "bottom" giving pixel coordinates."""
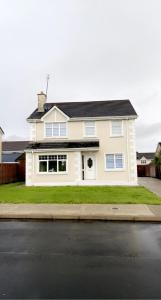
[
  {"left": 45, "top": 122, "right": 67, "bottom": 137},
  {"left": 141, "top": 159, "right": 146, "bottom": 164},
  {"left": 105, "top": 154, "right": 124, "bottom": 170},
  {"left": 39, "top": 155, "right": 67, "bottom": 173},
  {"left": 85, "top": 121, "right": 95, "bottom": 136},
  {"left": 111, "top": 120, "right": 123, "bottom": 136}
]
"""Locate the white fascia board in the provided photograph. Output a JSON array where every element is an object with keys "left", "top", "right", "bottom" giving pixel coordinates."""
[
  {"left": 25, "top": 148, "right": 99, "bottom": 153},
  {"left": 27, "top": 119, "right": 41, "bottom": 123},
  {"left": 27, "top": 114, "right": 138, "bottom": 123},
  {"left": 41, "top": 105, "right": 70, "bottom": 121},
  {"left": 69, "top": 115, "right": 138, "bottom": 121}
]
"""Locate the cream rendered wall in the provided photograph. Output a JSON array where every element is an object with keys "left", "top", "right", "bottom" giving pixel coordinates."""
[
  {"left": 26, "top": 151, "right": 82, "bottom": 186},
  {"left": 27, "top": 107, "right": 137, "bottom": 185},
  {"left": 84, "top": 119, "right": 137, "bottom": 184},
  {"left": 34, "top": 108, "right": 83, "bottom": 141}
]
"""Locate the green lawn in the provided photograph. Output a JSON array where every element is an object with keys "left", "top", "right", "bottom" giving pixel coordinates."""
[{"left": 0, "top": 182, "right": 160, "bottom": 204}]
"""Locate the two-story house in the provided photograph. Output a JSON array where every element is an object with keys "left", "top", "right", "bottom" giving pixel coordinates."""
[
  {"left": 0, "top": 127, "right": 4, "bottom": 163},
  {"left": 25, "top": 92, "right": 137, "bottom": 186}
]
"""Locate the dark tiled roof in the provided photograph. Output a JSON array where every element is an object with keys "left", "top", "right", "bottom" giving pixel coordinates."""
[
  {"left": 27, "top": 100, "right": 137, "bottom": 120},
  {"left": 2, "top": 141, "right": 29, "bottom": 152},
  {"left": 136, "top": 152, "right": 155, "bottom": 160},
  {"left": 27, "top": 141, "right": 99, "bottom": 150},
  {"left": 2, "top": 153, "right": 22, "bottom": 163}
]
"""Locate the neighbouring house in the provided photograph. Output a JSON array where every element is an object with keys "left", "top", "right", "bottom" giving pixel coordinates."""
[
  {"left": 0, "top": 127, "right": 4, "bottom": 163},
  {"left": 136, "top": 152, "right": 155, "bottom": 177},
  {"left": 25, "top": 92, "right": 138, "bottom": 186},
  {"left": 136, "top": 152, "right": 154, "bottom": 165},
  {"left": 2, "top": 141, "right": 29, "bottom": 163}
]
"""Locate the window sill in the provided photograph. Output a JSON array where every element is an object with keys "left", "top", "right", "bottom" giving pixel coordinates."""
[
  {"left": 83, "top": 136, "right": 98, "bottom": 138},
  {"left": 105, "top": 168, "right": 125, "bottom": 172},
  {"left": 109, "top": 135, "right": 124, "bottom": 138},
  {"left": 37, "top": 172, "right": 68, "bottom": 175},
  {"left": 44, "top": 136, "right": 68, "bottom": 139}
]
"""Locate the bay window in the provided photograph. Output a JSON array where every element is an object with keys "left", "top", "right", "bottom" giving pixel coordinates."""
[{"left": 39, "top": 155, "right": 67, "bottom": 173}]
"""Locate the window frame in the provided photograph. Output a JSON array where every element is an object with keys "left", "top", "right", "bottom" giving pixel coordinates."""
[
  {"left": 44, "top": 122, "right": 68, "bottom": 138},
  {"left": 84, "top": 121, "right": 96, "bottom": 137},
  {"left": 141, "top": 159, "right": 147, "bottom": 164},
  {"left": 38, "top": 154, "right": 68, "bottom": 174},
  {"left": 105, "top": 153, "right": 125, "bottom": 171},
  {"left": 110, "top": 120, "right": 123, "bottom": 137}
]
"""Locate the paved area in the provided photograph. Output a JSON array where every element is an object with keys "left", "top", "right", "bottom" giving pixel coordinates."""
[
  {"left": 0, "top": 220, "right": 161, "bottom": 299},
  {"left": 0, "top": 203, "right": 161, "bottom": 221},
  {"left": 139, "top": 177, "right": 161, "bottom": 197}
]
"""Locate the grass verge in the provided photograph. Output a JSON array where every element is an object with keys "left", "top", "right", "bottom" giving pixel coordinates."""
[{"left": 0, "top": 182, "right": 160, "bottom": 204}]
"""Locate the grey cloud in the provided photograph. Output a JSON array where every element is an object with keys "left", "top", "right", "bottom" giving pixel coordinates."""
[
  {"left": 136, "top": 123, "right": 161, "bottom": 139},
  {"left": 0, "top": 0, "right": 161, "bottom": 150}
]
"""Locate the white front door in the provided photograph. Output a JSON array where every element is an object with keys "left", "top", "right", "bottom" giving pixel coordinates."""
[{"left": 84, "top": 154, "right": 96, "bottom": 180}]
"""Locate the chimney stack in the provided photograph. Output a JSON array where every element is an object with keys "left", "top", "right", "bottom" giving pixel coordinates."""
[{"left": 37, "top": 91, "right": 46, "bottom": 112}]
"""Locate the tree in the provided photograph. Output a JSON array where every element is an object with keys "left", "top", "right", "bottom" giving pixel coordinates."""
[{"left": 153, "top": 150, "right": 161, "bottom": 179}]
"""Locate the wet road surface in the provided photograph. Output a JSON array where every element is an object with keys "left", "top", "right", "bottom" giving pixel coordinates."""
[{"left": 0, "top": 220, "right": 161, "bottom": 299}]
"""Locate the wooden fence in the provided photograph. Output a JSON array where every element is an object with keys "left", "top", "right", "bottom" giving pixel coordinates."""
[
  {"left": 137, "top": 164, "right": 161, "bottom": 179},
  {"left": 0, "top": 162, "right": 25, "bottom": 184}
]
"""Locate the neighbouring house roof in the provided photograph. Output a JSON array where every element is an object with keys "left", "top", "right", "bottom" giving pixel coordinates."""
[
  {"left": 15, "top": 153, "right": 25, "bottom": 162},
  {"left": 136, "top": 152, "right": 155, "bottom": 160},
  {"left": 0, "top": 127, "right": 4, "bottom": 134},
  {"left": 27, "top": 100, "right": 137, "bottom": 120},
  {"left": 2, "top": 141, "right": 29, "bottom": 152},
  {"left": 26, "top": 141, "right": 99, "bottom": 150},
  {"left": 2, "top": 153, "right": 22, "bottom": 163}
]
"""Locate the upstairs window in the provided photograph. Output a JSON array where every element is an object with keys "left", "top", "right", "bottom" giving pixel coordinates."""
[
  {"left": 111, "top": 121, "right": 123, "bottom": 136},
  {"left": 85, "top": 121, "right": 95, "bottom": 136},
  {"left": 141, "top": 160, "right": 146, "bottom": 164},
  {"left": 106, "top": 154, "right": 124, "bottom": 170},
  {"left": 45, "top": 122, "right": 67, "bottom": 137}
]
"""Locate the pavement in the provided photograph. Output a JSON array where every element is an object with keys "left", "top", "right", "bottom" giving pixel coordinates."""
[
  {"left": 138, "top": 176, "right": 161, "bottom": 197},
  {"left": 1, "top": 220, "right": 161, "bottom": 299},
  {"left": 0, "top": 203, "right": 161, "bottom": 221}
]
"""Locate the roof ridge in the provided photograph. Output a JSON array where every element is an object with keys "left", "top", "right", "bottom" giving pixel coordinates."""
[{"left": 45, "top": 99, "right": 130, "bottom": 105}]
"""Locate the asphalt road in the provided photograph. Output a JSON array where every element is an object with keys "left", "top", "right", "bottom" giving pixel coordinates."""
[{"left": 0, "top": 220, "right": 161, "bottom": 299}]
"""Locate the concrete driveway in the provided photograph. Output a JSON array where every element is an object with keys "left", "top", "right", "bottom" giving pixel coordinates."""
[
  {"left": 138, "top": 177, "right": 161, "bottom": 197},
  {"left": 1, "top": 220, "right": 161, "bottom": 299}
]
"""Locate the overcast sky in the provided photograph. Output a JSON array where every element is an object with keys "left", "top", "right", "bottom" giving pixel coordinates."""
[{"left": 0, "top": 0, "right": 161, "bottom": 151}]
